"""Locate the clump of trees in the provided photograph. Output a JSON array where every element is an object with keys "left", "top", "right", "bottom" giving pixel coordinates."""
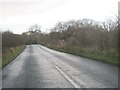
[
  {"left": 41, "top": 19, "right": 118, "bottom": 55},
  {"left": 2, "top": 31, "right": 25, "bottom": 53},
  {"left": 0, "top": 30, "right": 2, "bottom": 54},
  {"left": 22, "top": 24, "right": 41, "bottom": 44},
  {"left": 2, "top": 24, "right": 42, "bottom": 53}
]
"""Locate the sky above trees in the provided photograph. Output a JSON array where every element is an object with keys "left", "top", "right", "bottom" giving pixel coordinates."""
[{"left": 0, "top": 0, "right": 119, "bottom": 34}]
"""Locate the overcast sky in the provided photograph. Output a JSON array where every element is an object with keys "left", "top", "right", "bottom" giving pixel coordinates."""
[{"left": 0, "top": 0, "right": 119, "bottom": 34}]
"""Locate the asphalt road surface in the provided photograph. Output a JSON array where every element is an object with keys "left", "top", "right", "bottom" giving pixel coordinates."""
[{"left": 2, "top": 45, "right": 118, "bottom": 88}]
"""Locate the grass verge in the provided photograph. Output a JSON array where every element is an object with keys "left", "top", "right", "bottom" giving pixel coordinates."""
[
  {"left": 65, "top": 50, "right": 119, "bottom": 66},
  {"left": 2, "top": 45, "right": 26, "bottom": 68},
  {"left": 0, "top": 56, "right": 1, "bottom": 69},
  {"left": 47, "top": 46, "right": 119, "bottom": 66}
]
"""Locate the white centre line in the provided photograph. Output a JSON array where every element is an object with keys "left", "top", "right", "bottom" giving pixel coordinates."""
[{"left": 55, "top": 65, "right": 80, "bottom": 88}]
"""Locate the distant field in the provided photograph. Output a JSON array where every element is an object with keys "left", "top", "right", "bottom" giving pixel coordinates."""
[{"left": 2, "top": 45, "right": 25, "bottom": 67}]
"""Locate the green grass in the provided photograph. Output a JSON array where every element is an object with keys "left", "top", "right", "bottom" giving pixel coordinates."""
[
  {"left": 73, "top": 51, "right": 118, "bottom": 66},
  {"left": 2, "top": 45, "right": 25, "bottom": 68},
  {"left": 0, "top": 56, "right": 2, "bottom": 69},
  {"left": 70, "top": 51, "right": 119, "bottom": 66},
  {"left": 48, "top": 46, "right": 119, "bottom": 66}
]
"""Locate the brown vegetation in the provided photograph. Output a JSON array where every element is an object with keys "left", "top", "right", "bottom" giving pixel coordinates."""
[{"left": 2, "top": 18, "right": 119, "bottom": 66}]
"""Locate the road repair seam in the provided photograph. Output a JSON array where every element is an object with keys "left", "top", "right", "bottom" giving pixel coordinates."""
[
  {"left": 41, "top": 50, "right": 81, "bottom": 88},
  {"left": 55, "top": 65, "right": 80, "bottom": 88}
]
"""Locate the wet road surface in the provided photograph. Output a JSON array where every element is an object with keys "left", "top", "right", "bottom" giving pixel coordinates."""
[{"left": 2, "top": 45, "right": 118, "bottom": 88}]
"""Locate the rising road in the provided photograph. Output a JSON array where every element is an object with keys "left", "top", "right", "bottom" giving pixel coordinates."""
[{"left": 2, "top": 45, "right": 118, "bottom": 88}]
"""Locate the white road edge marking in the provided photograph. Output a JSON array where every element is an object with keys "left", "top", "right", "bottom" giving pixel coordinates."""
[{"left": 55, "top": 65, "right": 80, "bottom": 88}]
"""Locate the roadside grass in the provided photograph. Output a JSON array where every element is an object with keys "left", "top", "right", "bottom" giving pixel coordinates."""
[
  {"left": 0, "top": 56, "right": 2, "bottom": 69},
  {"left": 47, "top": 46, "right": 119, "bottom": 66},
  {"left": 68, "top": 50, "right": 119, "bottom": 66},
  {"left": 2, "top": 45, "right": 25, "bottom": 68}
]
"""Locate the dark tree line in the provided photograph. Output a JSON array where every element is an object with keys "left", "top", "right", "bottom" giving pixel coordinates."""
[
  {"left": 0, "top": 30, "right": 2, "bottom": 53},
  {"left": 2, "top": 31, "right": 25, "bottom": 53},
  {"left": 2, "top": 19, "right": 118, "bottom": 56},
  {"left": 40, "top": 19, "right": 118, "bottom": 55},
  {"left": 2, "top": 24, "right": 42, "bottom": 53}
]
